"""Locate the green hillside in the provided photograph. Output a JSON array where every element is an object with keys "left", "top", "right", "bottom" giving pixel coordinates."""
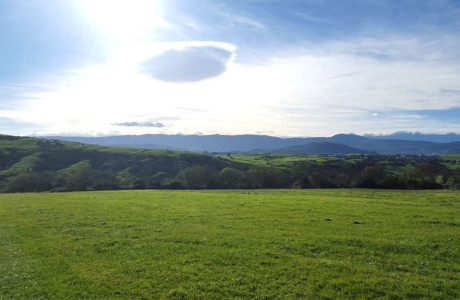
[
  {"left": 0, "top": 135, "right": 236, "bottom": 192},
  {"left": 1, "top": 134, "right": 460, "bottom": 192}
]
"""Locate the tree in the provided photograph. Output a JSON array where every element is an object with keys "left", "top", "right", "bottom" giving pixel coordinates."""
[
  {"left": 37, "top": 139, "right": 64, "bottom": 152},
  {"left": 359, "top": 165, "right": 386, "bottom": 188},
  {"left": 175, "top": 166, "right": 211, "bottom": 189},
  {"left": 245, "top": 167, "right": 287, "bottom": 188},
  {"left": 54, "top": 160, "right": 101, "bottom": 191},
  {"left": 218, "top": 167, "right": 245, "bottom": 188},
  {"left": 290, "top": 161, "right": 316, "bottom": 188},
  {"left": 444, "top": 175, "right": 460, "bottom": 190},
  {"left": 7, "top": 171, "right": 56, "bottom": 192},
  {"left": 115, "top": 169, "right": 138, "bottom": 189}
]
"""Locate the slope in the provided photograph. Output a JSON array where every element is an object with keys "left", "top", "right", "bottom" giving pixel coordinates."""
[{"left": 0, "top": 134, "right": 237, "bottom": 192}]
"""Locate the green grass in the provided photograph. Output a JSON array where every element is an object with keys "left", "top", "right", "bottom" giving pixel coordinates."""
[
  {"left": 1, "top": 190, "right": 459, "bottom": 299},
  {"left": 444, "top": 154, "right": 460, "bottom": 160},
  {"left": 219, "top": 153, "right": 335, "bottom": 169}
]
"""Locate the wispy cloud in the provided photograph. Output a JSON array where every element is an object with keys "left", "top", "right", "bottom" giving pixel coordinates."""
[
  {"left": 293, "top": 12, "right": 336, "bottom": 24},
  {"left": 221, "top": 13, "right": 265, "bottom": 30}
]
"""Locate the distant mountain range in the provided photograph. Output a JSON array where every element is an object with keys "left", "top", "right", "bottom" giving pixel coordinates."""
[
  {"left": 44, "top": 133, "right": 460, "bottom": 155},
  {"left": 271, "top": 142, "right": 368, "bottom": 155},
  {"left": 365, "top": 132, "right": 460, "bottom": 143}
]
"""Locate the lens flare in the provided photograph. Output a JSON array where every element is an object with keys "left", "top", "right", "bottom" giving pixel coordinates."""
[{"left": 79, "top": 0, "right": 168, "bottom": 40}]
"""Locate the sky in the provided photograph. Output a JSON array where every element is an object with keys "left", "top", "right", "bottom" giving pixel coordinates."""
[{"left": 1, "top": 0, "right": 460, "bottom": 137}]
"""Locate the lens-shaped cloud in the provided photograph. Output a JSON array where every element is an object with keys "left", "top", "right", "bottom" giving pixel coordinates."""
[
  {"left": 114, "top": 121, "right": 166, "bottom": 128},
  {"left": 141, "top": 45, "right": 235, "bottom": 82}
]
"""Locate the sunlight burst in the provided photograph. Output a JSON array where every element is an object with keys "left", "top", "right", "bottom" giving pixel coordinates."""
[{"left": 79, "top": 0, "right": 167, "bottom": 39}]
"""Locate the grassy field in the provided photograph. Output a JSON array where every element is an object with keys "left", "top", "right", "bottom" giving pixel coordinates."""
[
  {"left": 1, "top": 190, "right": 459, "bottom": 299},
  {"left": 218, "top": 153, "right": 338, "bottom": 169}
]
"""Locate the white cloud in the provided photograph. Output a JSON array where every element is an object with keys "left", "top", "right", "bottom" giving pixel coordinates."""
[
  {"left": 2, "top": 34, "right": 460, "bottom": 136},
  {"left": 260, "top": 35, "right": 460, "bottom": 111}
]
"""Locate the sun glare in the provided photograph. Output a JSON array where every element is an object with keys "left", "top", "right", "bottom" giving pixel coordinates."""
[{"left": 79, "top": 0, "right": 167, "bottom": 40}]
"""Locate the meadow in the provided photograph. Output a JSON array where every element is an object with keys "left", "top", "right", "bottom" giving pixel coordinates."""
[{"left": 1, "top": 189, "right": 459, "bottom": 299}]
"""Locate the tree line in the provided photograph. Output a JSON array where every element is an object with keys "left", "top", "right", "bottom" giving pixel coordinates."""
[{"left": 6, "top": 158, "right": 460, "bottom": 192}]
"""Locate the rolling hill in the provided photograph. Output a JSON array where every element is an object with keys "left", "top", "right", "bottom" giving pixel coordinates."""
[
  {"left": 1, "top": 134, "right": 460, "bottom": 192},
  {"left": 0, "top": 134, "right": 238, "bottom": 192}
]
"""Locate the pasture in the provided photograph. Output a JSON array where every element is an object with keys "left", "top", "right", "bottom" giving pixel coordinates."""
[{"left": 1, "top": 190, "right": 459, "bottom": 299}]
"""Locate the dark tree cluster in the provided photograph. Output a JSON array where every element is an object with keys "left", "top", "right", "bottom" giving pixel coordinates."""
[{"left": 10, "top": 157, "right": 458, "bottom": 192}]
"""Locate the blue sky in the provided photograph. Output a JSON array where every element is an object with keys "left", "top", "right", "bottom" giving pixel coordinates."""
[{"left": 1, "top": 0, "right": 460, "bottom": 137}]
